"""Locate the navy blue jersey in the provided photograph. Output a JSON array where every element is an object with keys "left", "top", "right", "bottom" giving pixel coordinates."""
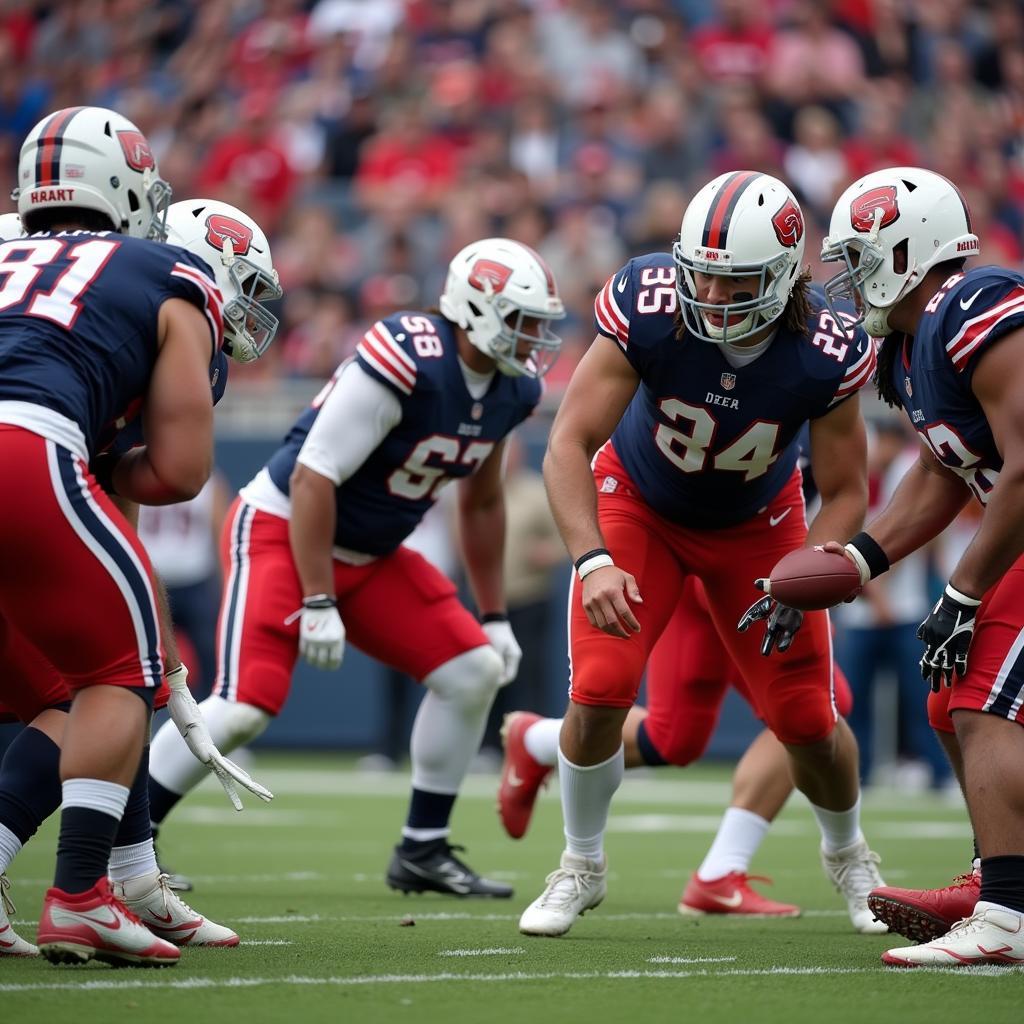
[
  {"left": 265, "top": 313, "right": 541, "bottom": 556},
  {"left": 103, "top": 349, "right": 230, "bottom": 457},
  {"left": 0, "top": 231, "right": 222, "bottom": 456},
  {"left": 892, "top": 265, "right": 1024, "bottom": 506},
  {"left": 594, "top": 253, "right": 876, "bottom": 529}
]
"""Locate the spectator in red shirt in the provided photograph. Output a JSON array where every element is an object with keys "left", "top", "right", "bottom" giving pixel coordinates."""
[{"left": 690, "top": 0, "right": 775, "bottom": 85}]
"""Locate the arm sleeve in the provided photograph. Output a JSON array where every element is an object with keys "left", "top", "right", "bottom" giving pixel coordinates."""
[{"left": 295, "top": 360, "right": 403, "bottom": 485}]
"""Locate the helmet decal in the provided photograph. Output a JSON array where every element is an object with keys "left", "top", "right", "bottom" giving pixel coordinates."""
[
  {"left": 701, "top": 170, "right": 762, "bottom": 248},
  {"left": 116, "top": 130, "right": 156, "bottom": 172},
  {"left": 850, "top": 185, "right": 899, "bottom": 233},
  {"left": 205, "top": 213, "right": 253, "bottom": 256},
  {"left": 771, "top": 198, "right": 804, "bottom": 248},
  {"left": 468, "top": 258, "right": 513, "bottom": 294}
]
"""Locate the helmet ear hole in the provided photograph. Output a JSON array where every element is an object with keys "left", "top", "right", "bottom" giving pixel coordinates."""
[
  {"left": 467, "top": 301, "right": 482, "bottom": 319},
  {"left": 892, "top": 239, "right": 908, "bottom": 275},
  {"left": 127, "top": 190, "right": 140, "bottom": 213}
]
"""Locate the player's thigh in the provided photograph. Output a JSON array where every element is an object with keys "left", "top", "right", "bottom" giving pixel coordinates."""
[
  {"left": 338, "top": 546, "right": 489, "bottom": 681},
  {"left": 948, "top": 560, "right": 1024, "bottom": 727},
  {"left": 214, "top": 501, "right": 301, "bottom": 715},
  {"left": 0, "top": 616, "right": 71, "bottom": 723},
  {"left": 568, "top": 498, "right": 685, "bottom": 709},
  {"left": 0, "top": 432, "right": 161, "bottom": 692}
]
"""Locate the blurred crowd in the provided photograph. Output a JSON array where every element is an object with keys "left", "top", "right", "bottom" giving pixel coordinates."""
[{"left": 2, "top": 0, "right": 1024, "bottom": 390}]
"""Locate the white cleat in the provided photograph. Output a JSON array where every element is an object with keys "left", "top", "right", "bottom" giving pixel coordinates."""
[
  {"left": 882, "top": 902, "right": 1024, "bottom": 967},
  {"left": 519, "top": 851, "right": 607, "bottom": 937},
  {"left": 113, "top": 872, "right": 239, "bottom": 947},
  {"left": 0, "top": 873, "right": 38, "bottom": 957},
  {"left": 821, "top": 837, "right": 888, "bottom": 934}
]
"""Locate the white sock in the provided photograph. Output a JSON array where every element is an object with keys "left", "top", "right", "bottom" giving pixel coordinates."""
[
  {"left": 62, "top": 778, "right": 129, "bottom": 819},
  {"left": 696, "top": 807, "right": 771, "bottom": 881},
  {"left": 524, "top": 718, "right": 562, "bottom": 767},
  {"left": 0, "top": 822, "right": 22, "bottom": 874},
  {"left": 558, "top": 744, "right": 624, "bottom": 861},
  {"left": 149, "top": 696, "right": 269, "bottom": 797},
  {"left": 108, "top": 839, "right": 159, "bottom": 884},
  {"left": 810, "top": 795, "right": 863, "bottom": 853}
]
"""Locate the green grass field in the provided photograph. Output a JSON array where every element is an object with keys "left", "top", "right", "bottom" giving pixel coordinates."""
[{"left": 1, "top": 753, "right": 1020, "bottom": 1023}]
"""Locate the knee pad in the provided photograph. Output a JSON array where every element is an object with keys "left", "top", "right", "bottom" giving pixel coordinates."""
[
  {"left": 639, "top": 712, "right": 715, "bottom": 767},
  {"left": 199, "top": 695, "right": 271, "bottom": 750},
  {"left": 766, "top": 705, "right": 836, "bottom": 747},
  {"left": 423, "top": 645, "right": 504, "bottom": 707}
]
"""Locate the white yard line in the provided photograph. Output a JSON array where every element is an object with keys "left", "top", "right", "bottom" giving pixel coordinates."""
[
  {"left": 647, "top": 956, "right": 737, "bottom": 964},
  {"left": 438, "top": 948, "right": 527, "bottom": 957}
]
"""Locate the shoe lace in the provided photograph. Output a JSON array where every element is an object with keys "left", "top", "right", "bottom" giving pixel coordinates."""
[
  {"left": 942, "top": 909, "right": 988, "bottom": 938},
  {"left": 156, "top": 873, "right": 199, "bottom": 919},
  {"left": 536, "top": 866, "right": 598, "bottom": 910},
  {"left": 0, "top": 873, "right": 15, "bottom": 916},
  {"left": 830, "top": 848, "right": 883, "bottom": 897}
]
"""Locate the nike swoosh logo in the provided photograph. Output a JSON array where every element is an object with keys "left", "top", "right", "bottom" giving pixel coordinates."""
[
  {"left": 769, "top": 508, "right": 792, "bottom": 527},
  {"left": 145, "top": 908, "right": 175, "bottom": 925},
  {"left": 0, "top": 924, "right": 15, "bottom": 948},
  {"left": 616, "top": 275, "right": 628, "bottom": 293},
  {"left": 708, "top": 891, "right": 744, "bottom": 908},
  {"left": 50, "top": 905, "right": 124, "bottom": 943},
  {"left": 960, "top": 289, "right": 983, "bottom": 310},
  {"left": 977, "top": 943, "right": 1016, "bottom": 956}
]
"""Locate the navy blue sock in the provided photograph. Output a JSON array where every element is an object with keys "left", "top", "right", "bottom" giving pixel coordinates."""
[
  {"left": 0, "top": 725, "right": 63, "bottom": 843},
  {"left": 147, "top": 777, "right": 183, "bottom": 827},
  {"left": 400, "top": 789, "right": 457, "bottom": 852},
  {"left": 979, "top": 855, "right": 1024, "bottom": 915},
  {"left": 54, "top": 806, "right": 121, "bottom": 893},
  {"left": 635, "top": 719, "right": 669, "bottom": 767},
  {"left": 113, "top": 745, "right": 152, "bottom": 848}
]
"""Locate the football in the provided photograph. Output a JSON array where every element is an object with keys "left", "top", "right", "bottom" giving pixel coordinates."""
[{"left": 765, "top": 547, "right": 863, "bottom": 610}]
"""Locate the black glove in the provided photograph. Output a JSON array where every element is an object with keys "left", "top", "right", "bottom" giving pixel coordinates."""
[
  {"left": 737, "top": 596, "right": 804, "bottom": 656},
  {"left": 916, "top": 584, "right": 981, "bottom": 692}
]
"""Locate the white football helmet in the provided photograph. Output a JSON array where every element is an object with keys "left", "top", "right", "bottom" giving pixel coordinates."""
[
  {"left": 165, "top": 199, "right": 282, "bottom": 363},
  {"left": 439, "top": 238, "right": 565, "bottom": 378},
  {"left": 13, "top": 106, "right": 171, "bottom": 240},
  {"left": 0, "top": 213, "right": 23, "bottom": 240},
  {"left": 674, "top": 171, "right": 806, "bottom": 344},
  {"left": 821, "top": 167, "right": 979, "bottom": 337}
]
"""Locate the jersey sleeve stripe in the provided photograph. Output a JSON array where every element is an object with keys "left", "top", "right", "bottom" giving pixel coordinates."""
[
  {"left": 171, "top": 264, "right": 224, "bottom": 352},
  {"left": 372, "top": 321, "right": 417, "bottom": 373},
  {"left": 595, "top": 281, "right": 628, "bottom": 348},
  {"left": 363, "top": 327, "right": 416, "bottom": 388},
  {"left": 357, "top": 338, "right": 414, "bottom": 396},
  {"left": 831, "top": 343, "right": 877, "bottom": 403},
  {"left": 946, "top": 289, "right": 1024, "bottom": 369}
]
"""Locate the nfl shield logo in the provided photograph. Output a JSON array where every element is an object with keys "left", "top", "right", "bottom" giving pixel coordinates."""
[
  {"left": 720, "top": 373, "right": 737, "bottom": 391},
  {"left": 471, "top": 402, "right": 483, "bottom": 421},
  {"left": 904, "top": 376, "right": 912, "bottom": 398}
]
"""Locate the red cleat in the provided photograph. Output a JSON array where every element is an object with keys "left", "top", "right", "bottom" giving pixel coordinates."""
[
  {"left": 678, "top": 871, "right": 801, "bottom": 917},
  {"left": 868, "top": 868, "right": 980, "bottom": 943},
  {"left": 497, "top": 711, "right": 553, "bottom": 839},
  {"left": 36, "top": 877, "right": 180, "bottom": 968}
]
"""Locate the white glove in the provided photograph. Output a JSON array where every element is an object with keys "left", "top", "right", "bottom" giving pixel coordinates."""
[
  {"left": 482, "top": 618, "right": 521, "bottom": 687},
  {"left": 165, "top": 664, "right": 274, "bottom": 811},
  {"left": 295, "top": 595, "right": 345, "bottom": 670}
]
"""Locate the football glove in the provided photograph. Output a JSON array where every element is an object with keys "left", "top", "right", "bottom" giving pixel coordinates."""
[
  {"left": 917, "top": 584, "right": 981, "bottom": 692},
  {"left": 165, "top": 664, "right": 274, "bottom": 811},
  {"left": 296, "top": 595, "right": 345, "bottom": 670},
  {"left": 737, "top": 596, "right": 804, "bottom": 657},
  {"left": 481, "top": 618, "right": 522, "bottom": 687}
]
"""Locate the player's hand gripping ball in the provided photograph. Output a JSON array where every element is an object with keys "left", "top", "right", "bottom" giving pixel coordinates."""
[{"left": 754, "top": 546, "right": 863, "bottom": 611}]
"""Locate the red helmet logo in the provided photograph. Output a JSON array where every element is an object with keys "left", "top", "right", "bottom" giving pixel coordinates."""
[
  {"left": 468, "top": 258, "right": 512, "bottom": 293},
  {"left": 116, "top": 130, "right": 155, "bottom": 172},
  {"left": 205, "top": 214, "right": 253, "bottom": 256},
  {"left": 771, "top": 198, "right": 804, "bottom": 248},
  {"left": 850, "top": 185, "right": 900, "bottom": 233}
]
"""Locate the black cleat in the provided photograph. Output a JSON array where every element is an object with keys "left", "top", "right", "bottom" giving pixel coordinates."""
[{"left": 386, "top": 841, "right": 513, "bottom": 898}]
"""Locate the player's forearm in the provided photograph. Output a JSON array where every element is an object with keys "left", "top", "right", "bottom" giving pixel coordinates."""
[
  {"left": 459, "top": 494, "right": 507, "bottom": 616},
  {"left": 947, "top": 464, "right": 1024, "bottom": 597},
  {"left": 111, "top": 447, "right": 210, "bottom": 505},
  {"left": 542, "top": 439, "right": 604, "bottom": 561},
  {"left": 153, "top": 573, "right": 182, "bottom": 672},
  {"left": 866, "top": 459, "right": 969, "bottom": 566},
  {"left": 288, "top": 466, "right": 338, "bottom": 598},
  {"left": 806, "top": 483, "right": 866, "bottom": 549}
]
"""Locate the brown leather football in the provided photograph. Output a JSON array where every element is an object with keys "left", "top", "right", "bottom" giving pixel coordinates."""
[{"left": 766, "top": 547, "right": 862, "bottom": 610}]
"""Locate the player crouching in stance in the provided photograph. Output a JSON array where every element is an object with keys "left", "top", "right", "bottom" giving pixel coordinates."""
[
  {"left": 0, "top": 196, "right": 279, "bottom": 958},
  {"left": 518, "top": 172, "right": 885, "bottom": 938},
  {"left": 813, "top": 167, "right": 1024, "bottom": 966},
  {"left": 147, "top": 238, "right": 565, "bottom": 897}
]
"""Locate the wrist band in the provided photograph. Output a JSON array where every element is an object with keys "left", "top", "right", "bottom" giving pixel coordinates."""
[
  {"left": 576, "top": 552, "right": 614, "bottom": 580},
  {"left": 574, "top": 547, "right": 610, "bottom": 571},
  {"left": 302, "top": 594, "right": 337, "bottom": 609},
  {"left": 480, "top": 612, "right": 508, "bottom": 624},
  {"left": 845, "top": 531, "right": 890, "bottom": 582},
  {"left": 945, "top": 583, "right": 981, "bottom": 607}
]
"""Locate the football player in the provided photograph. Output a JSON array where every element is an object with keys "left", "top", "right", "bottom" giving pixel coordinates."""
[
  {"left": 815, "top": 167, "right": 1024, "bottom": 966},
  {"left": 499, "top": 575, "right": 857, "bottom": 918},
  {"left": 517, "top": 172, "right": 885, "bottom": 938},
  {"left": 0, "top": 198, "right": 280, "bottom": 956},
  {"left": 146, "top": 238, "right": 565, "bottom": 897}
]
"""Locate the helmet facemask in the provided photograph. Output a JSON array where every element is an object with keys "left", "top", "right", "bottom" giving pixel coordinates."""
[
  {"left": 821, "top": 206, "right": 892, "bottom": 335},
  {"left": 221, "top": 244, "right": 283, "bottom": 363}
]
